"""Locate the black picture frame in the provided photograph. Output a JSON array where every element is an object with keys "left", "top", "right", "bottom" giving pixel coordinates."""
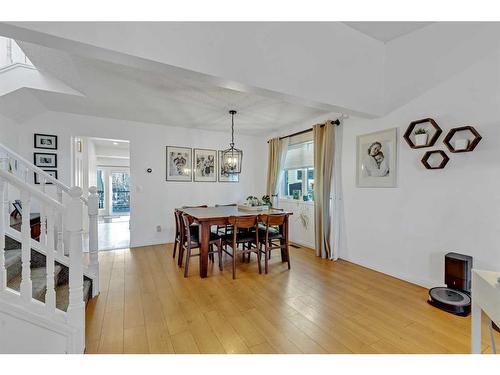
[
  {"left": 193, "top": 148, "right": 217, "bottom": 182},
  {"left": 34, "top": 133, "right": 58, "bottom": 150},
  {"left": 218, "top": 151, "right": 239, "bottom": 183},
  {"left": 34, "top": 170, "right": 58, "bottom": 185},
  {"left": 166, "top": 146, "right": 192, "bottom": 182},
  {"left": 34, "top": 153, "right": 58, "bottom": 168}
]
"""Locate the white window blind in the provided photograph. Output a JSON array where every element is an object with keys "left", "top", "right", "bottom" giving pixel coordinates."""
[{"left": 284, "top": 141, "right": 314, "bottom": 170}]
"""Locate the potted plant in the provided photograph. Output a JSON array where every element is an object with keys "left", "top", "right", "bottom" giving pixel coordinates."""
[
  {"left": 414, "top": 128, "right": 428, "bottom": 146},
  {"left": 261, "top": 195, "right": 272, "bottom": 208}
]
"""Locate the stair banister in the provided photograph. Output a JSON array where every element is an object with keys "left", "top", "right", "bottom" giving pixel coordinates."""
[{"left": 66, "top": 186, "right": 85, "bottom": 353}]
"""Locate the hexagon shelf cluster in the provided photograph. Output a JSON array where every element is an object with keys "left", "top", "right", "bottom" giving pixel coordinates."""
[
  {"left": 421, "top": 150, "right": 450, "bottom": 170},
  {"left": 403, "top": 118, "right": 442, "bottom": 149},
  {"left": 443, "top": 126, "right": 482, "bottom": 153}
]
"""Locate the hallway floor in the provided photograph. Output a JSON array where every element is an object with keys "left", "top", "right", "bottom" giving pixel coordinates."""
[{"left": 98, "top": 216, "right": 130, "bottom": 251}]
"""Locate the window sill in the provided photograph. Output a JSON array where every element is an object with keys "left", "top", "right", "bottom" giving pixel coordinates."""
[{"left": 278, "top": 198, "right": 314, "bottom": 206}]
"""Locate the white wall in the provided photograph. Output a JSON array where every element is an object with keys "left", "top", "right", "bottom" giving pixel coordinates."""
[
  {"left": 14, "top": 111, "right": 267, "bottom": 247},
  {"left": 341, "top": 53, "right": 500, "bottom": 288},
  {"left": 0, "top": 113, "right": 18, "bottom": 149}
]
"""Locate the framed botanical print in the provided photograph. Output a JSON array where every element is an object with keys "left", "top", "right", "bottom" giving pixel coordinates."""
[
  {"left": 218, "top": 151, "right": 239, "bottom": 182},
  {"left": 166, "top": 146, "right": 192, "bottom": 181},
  {"left": 356, "top": 128, "right": 398, "bottom": 188},
  {"left": 34, "top": 170, "right": 58, "bottom": 184},
  {"left": 193, "top": 148, "right": 217, "bottom": 182},
  {"left": 34, "top": 133, "right": 58, "bottom": 150},
  {"left": 34, "top": 152, "right": 58, "bottom": 168}
]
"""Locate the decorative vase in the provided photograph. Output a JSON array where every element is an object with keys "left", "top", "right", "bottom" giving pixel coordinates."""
[
  {"left": 415, "top": 133, "right": 428, "bottom": 146},
  {"left": 454, "top": 138, "right": 469, "bottom": 151}
]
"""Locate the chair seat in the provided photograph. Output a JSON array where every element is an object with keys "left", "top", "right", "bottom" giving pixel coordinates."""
[
  {"left": 223, "top": 231, "right": 257, "bottom": 244},
  {"left": 258, "top": 225, "right": 282, "bottom": 240},
  {"left": 189, "top": 231, "right": 221, "bottom": 247}
]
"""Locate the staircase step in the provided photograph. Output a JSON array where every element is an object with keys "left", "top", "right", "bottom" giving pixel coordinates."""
[
  {"left": 5, "top": 249, "right": 22, "bottom": 283},
  {"left": 7, "top": 264, "right": 62, "bottom": 301},
  {"left": 55, "top": 279, "right": 92, "bottom": 312}
]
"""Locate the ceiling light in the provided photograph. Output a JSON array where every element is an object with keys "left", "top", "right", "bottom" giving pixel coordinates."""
[
  {"left": 113, "top": 142, "right": 119, "bottom": 146},
  {"left": 221, "top": 110, "right": 242, "bottom": 174}
]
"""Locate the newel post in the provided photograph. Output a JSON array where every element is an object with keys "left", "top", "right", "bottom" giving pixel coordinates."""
[
  {"left": 88, "top": 186, "right": 99, "bottom": 296},
  {"left": 66, "top": 186, "right": 85, "bottom": 353}
]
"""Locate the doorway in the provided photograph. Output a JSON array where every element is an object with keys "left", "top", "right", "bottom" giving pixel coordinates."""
[{"left": 73, "top": 136, "right": 131, "bottom": 251}]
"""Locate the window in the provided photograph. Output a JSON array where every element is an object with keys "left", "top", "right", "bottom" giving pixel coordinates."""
[{"left": 282, "top": 141, "right": 314, "bottom": 200}]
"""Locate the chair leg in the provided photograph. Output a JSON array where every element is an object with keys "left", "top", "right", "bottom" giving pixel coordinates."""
[
  {"left": 286, "top": 245, "right": 291, "bottom": 270},
  {"left": 265, "top": 245, "right": 269, "bottom": 274},
  {"left": 184, "top": 247, "right": 191, "bottom": 278},
  {"left": 173, "top": 238, "right": 178, "bottom": 258},
  {"left": 218, "top": 239, "right": 223, "bottom": 271},
  {"left": 232, "top": 246, "right": 237, "bottom": 279},
  {"left": 178, "top": 245, "right": 184, "bottom": 267},
  {"left": 257, "top": 247, "right": 262, "bottom": 274}
]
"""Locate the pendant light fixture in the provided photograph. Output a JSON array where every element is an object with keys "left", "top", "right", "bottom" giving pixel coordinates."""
[{"left": 221, "top": 110, "right": 243, "bottom": 174}]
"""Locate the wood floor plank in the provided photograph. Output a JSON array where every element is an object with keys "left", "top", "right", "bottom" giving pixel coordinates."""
[{"left": 85, "top": 244, "right": 499, "bottom": 354}]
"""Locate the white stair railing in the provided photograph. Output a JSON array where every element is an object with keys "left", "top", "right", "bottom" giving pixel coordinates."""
[{"left": 0, "top": 142, "right": 99, "bottom": 353}]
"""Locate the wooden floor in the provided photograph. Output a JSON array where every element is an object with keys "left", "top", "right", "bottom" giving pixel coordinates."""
[{"left": 85, "top": 243, "right": 499, "bottom": 354}]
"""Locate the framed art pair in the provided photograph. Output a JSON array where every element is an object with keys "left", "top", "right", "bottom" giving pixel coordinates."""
[{"left": 166, "top": 146, "right": 239, "bottom": 182}]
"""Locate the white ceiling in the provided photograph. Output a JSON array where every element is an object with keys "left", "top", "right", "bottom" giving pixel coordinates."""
[
  {"left": 4, "top": 41, "right": 332, "bottom": 136},
  {"left": 344, "top": 22, "right": 433, "bottom": 42}
]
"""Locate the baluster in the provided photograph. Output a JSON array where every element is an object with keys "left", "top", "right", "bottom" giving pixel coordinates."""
[
  {"left": 20, "top": 190, "right": 32, "bottom": 303},
  {"left": 66, "top": 186, "right": 85, "bottom": 353},
  {"left": 39, "top": 176, "right": 47, "bottom": 245},
  {"left": 45, "top": 208, "right": 56, "bottom": 313},
  {"left": 0, "top": 177, "right": 6, "bottom": 291},
  {"left": 88, "top": 186, "right": 99, "bottom": 296},
  {"left": 56, "top": 186, "right": 64, "bottom": 256}
]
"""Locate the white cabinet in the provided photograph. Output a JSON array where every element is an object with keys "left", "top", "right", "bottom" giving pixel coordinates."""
[{"left": 278, "top": 199, "right": 315, "bottom": 249}]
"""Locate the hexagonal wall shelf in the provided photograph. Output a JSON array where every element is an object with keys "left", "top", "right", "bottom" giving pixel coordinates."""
[
  {"left": 443, "top": 126, "right": 482, "bottom": 153},
  {"left": 421, "top": 150, "right": 450, "bottom": 170},
  {"left": 403, "top": 118, "right": 442, "bottom": 149}
]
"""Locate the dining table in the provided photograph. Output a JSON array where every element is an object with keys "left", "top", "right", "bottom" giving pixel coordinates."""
[{"left": 179, "top": 206, "right": 293, "bottom": 278}]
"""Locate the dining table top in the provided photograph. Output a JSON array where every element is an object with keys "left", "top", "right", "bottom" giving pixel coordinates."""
[{"left": 179, "top": 206, "right": 293, "bottom": 221}]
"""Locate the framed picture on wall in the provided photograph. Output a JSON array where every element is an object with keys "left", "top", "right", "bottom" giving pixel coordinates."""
[
  {"left": 34, "top": 170, "right": 58, "bottom": 185},
  {"left": 356, "top": 128, "right": 398, "bottom": 188},
  {"left": 218, "top": 150, "right": 239, "bottom": 182},
  {"left": 34, "top": 152, "right": 58, "bottom": 168},
  {"left": 166, "top": 146, "right": 192, "bottom": 181},
  {"left": 34, "top": 133, "right": 58, "bottom": 150},
  {"left": 193, "top": 148, "right": 217, "bottom": 182}
]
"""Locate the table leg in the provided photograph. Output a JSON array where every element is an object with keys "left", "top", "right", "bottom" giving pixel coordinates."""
[
  {"left": 199, "top": 222, "right": 210, "bottom": 278},
  {"left": 471, "top": 299, "right": 482, "bottom": 354}
]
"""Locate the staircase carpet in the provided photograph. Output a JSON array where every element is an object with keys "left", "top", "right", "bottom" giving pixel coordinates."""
[{"left": 4, "top": 235, "right": 93, "bottom": 312}]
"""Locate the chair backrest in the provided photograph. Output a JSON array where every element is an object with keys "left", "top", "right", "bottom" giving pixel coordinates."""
[
  {"left": 174, "top": 209, "right": 181, "bottom": 236},
  {"left": 259, "top": 213, "right": 286, "bottom": 227},
  {"left": 215, "top": 203, "right": 237, "bottom": 207},
  {"left": 228, "top": 215, "right": 258, "bottom": 230},
  {"left": 181, "top": 213, "right": 196, "bottom": 241},
  {"left": 181, "top": 205, "right": 208, "bottom": 209}
]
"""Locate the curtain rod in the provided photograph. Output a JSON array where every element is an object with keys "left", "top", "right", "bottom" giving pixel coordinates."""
[{"left": 268, "top": 119, "right": 340, "bottom": 143}]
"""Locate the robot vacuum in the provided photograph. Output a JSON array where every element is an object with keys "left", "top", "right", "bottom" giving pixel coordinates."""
[{"left": 427, "top": 252, "right": 472, "bottom": 317}]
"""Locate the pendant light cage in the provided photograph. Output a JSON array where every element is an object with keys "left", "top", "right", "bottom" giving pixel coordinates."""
[{"left": 221, "top": 110, "right": 243, "bottom": 174}]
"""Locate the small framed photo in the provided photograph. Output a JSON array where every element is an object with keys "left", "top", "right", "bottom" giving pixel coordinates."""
[
  {"left": 218, "top": 151, "right": 239, "bottom": 183},
  {"left": 193, "top": 148, "right": 217, "bottom": 182},
  {"left": 34, "top": 170, "right": 58, "bottom": 185},
  {"left": 356, "top": 128, "right": 398, "bottom": 188},
  {"left": 34, "top": 153, "right": 58, "bottom": 168},
  {"left": 166, "top": 146, "right": 192, "bottom": 181},
  {"left": 34, "top": 134, "right": 58, "bottom": 150}
]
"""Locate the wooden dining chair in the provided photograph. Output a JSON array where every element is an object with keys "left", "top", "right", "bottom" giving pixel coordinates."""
[
  {"left": 224, "top": 216, "right": 261, "bottom": 279},
  {"left": 258, "top": 214, "right": 290, "bottom": 274},
  {"left": 214, "top": 203, "right": 237, "bottom": 236},
  {"left": 173, "top": 209, "right": 182, "bottom": 260},
  {"left": 175, "top": 205, "right": 206, "bottom": 266},
  {"left": 181, "top": 213, "right": 222, "bottom": 278}
]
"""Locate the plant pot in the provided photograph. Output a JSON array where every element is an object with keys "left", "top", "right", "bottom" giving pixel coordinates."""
[
  {"left": 454, "top": 138, "right": 469, "bottom": 151},
  {"left": 415, "top": 133, "right": 428, "bottom": 146}
]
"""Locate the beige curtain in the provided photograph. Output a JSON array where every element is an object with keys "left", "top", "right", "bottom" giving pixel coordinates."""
[
  {"left": 313, "top": 121, "right": 336, "bottom": 258},
  {"left": 266, "top": 137, "right": 282, "bottom": 197}
]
